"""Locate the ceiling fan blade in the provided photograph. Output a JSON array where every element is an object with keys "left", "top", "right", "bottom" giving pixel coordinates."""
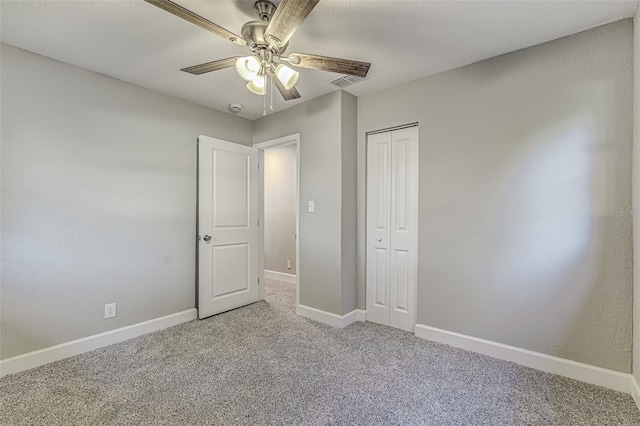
[
  {"left": 264, "top": 0, "right": 320, "bottom": 47},
  {"left": 144, "top": 0, "right": 246, "bottom": 45},
  {"left": 269, "top": 70, "right": 301, "bottom": 101},
  {"left": 181, "top": 57, "right": 240, "bottom": 75},
  {"left": 289, "top": 53, "right": 371, "bottom": 78}
]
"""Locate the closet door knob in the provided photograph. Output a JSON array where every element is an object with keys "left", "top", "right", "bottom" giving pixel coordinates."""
[
  {"left": 203, "top": 235, "right": 212, "bottom": 242},
  {"left": 377, "top": 237, "right": 382, "bottom": 242}
]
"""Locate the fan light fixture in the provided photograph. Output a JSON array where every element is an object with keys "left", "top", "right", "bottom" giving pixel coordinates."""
[
  {"left": 235, "top": 56, "right": 261, "bottom": 81},
  {"left": 275, "top": 64, "right": 299, "bottom": 90},
  {"left": 247, "top": 73, "right": 267, "bottom": 95},
  {"left": 236, "top": 55, "right": 300, "bottom": 96}
]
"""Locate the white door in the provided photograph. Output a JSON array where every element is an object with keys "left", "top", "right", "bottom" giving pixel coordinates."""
[
  {"left": 366, "top": 126, "right": 418, "bottom": 331},
  {"left": 388, "top": 127, "right": 419, "bottom": 331},
  {"left": 366, "top": 132, "right": 392, "bottom": 326},
  {"left": 198, "top": 136, "right": 260, "bottom": 319}
]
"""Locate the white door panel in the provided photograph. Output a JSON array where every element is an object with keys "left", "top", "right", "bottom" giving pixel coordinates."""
[
  {"left": 198, "top": 136, "right": 259, "bottom": 319},
  {"left": 366, "top": 126, "right": 418, "bottom": 331},
  {"left": 212, "top": 150, "right": 249, "bottom": 228},
  {"left": 389, "top": 127, "right": 418, "bottom": 331},
  {"left": 366, "top": 132, "right": 392, "bottom": 326}
]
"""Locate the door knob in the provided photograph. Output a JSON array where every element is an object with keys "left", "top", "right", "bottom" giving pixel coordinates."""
[
  {"left": 203, "top": 235, "right": 212, "bottom": 242},
  {"left": 377, "top": 237, "right": 382, "bottom": 242}
]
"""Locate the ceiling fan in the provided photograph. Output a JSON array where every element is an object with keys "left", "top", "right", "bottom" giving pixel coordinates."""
[{"left": 144, "top": 0, "right": 371, "bottom": 110}]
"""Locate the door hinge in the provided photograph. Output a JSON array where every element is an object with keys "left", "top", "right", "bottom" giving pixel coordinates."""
[
  {"left": 258, "top": 219, "right": 260, "bottom": 226},
  {"left": 258, "top": 277, "right": 260, "bottom": 284}
]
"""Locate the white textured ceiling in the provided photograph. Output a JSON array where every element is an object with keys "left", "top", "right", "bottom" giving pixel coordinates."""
[{"left": 1, "top": 0, "right": 637, "bottom": 120}]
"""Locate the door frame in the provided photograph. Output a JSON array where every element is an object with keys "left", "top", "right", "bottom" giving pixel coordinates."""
[{"left": 254, "top": 133, "right": 301, "bottom": 307}]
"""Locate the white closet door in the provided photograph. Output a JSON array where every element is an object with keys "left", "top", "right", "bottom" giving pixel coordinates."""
[
  {"left": 366, "top": 132, "right": 392, "bottom": 325},
  {"left": 366, "top": 126, "right": 418, "bottom": 331},
  {"left": 389, "top": 127, "right": 418, "bottom": 331}
]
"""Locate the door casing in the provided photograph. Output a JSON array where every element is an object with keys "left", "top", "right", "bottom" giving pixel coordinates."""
[{"left": 254, "top": 133, "right": 301, "bottom": 306}]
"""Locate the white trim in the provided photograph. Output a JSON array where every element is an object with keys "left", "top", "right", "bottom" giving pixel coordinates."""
[
  {"left": 254, "top": 133, "right": 300, "bottom": 150},
  {"left": 415, "top": 324, "right": 631, "bottom": 394},
  {"left": 255, "top": 133, "right": 301, "bottom": 308},
  {"left": 0, "top": 309, "right": 197, "bottom": 378},
  {"left": 297, "top": 305, "right": 366, "bottom": 328},
  {"left": 264, "top": 270, "right": 296, "bottom": 284},
  {"left": 342, "top": 310, "right": 367, "bottom": 327},
  {"left": 341, "top": 310, "right": 358, "bottom": 327},
  {"left": 632, "top": 375, "right": 640, "bottom": 412},
  {"left": 258, "top": 148, "right": 265, "bottom": 300}
]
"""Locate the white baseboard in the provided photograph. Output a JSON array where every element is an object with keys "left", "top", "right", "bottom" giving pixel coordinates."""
[
  {"left": 415, "top": 324, "right": 631, "bottom": 394},
  {"left": 0, "top": 308, "right": 197, "bottom": 378},
  {"left": 264, "top": 270, "right": 296, "bottom": 284},
  {"left": 632, "top": 375, "right": 640, "bottom": 411},
  {"left": 342, "top": 309, "right": 367, "bottom": 327},
  {"left": 297, "top": 305, "right": 366, "bottom": 328}
]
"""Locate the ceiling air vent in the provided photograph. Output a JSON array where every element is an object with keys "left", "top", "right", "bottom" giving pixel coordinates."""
[{"left": 328, "top": 75, "right": 368, "bottom": 88}]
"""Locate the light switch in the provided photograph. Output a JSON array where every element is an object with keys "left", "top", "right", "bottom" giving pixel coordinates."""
[{"left": 308, "top": 200, "right": 315, "bottom": 213}]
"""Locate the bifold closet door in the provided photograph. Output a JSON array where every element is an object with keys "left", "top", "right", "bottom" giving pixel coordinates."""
[
  {"left": 366, "top": 126, "right": 418, "bottom": 331},
  {"left": 366, "top": 132, "right": 392, "bottom": 326}
]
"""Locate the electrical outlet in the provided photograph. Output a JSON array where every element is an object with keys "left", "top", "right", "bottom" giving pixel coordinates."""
[
  {"left": 287, "top": 260, "right": 292, "bottom": 269},
  {"left": 104, "top": 303, "right": 117, "bottom": 319},
  {"left": 308, "top": 200, "right": 315, "bottom": 213}
]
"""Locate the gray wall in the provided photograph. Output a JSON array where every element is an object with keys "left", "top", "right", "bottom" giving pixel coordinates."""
[
  {"left": 357, "top": 20, "right": 633, "bottom": 373},
  {"left": 253, "top": 91, "right": 357, "bottom": 315},
  {"left": 264, "top": 144, "right": 297, "bottom": 275},
  {"left": 633, "top": 10, "right": 640, "bottom": 384},
  {"left": 0, "top": 44, "right": 253, "bottom": 359},
  {"left": 340, "top": 92, "right": 358, "bottom": 314}
]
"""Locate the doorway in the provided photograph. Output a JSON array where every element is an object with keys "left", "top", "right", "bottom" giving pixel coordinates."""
[{"left": 255, "top": 134, "right": 300, "bottom": 307}]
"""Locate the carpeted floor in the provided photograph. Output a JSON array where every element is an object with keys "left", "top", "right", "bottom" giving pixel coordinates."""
[{"left": 1, "top": 278, "right": 639, "bottom": 425}]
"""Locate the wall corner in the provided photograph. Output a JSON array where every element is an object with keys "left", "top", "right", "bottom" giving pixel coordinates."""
[{"left": 633, "top": 7, "right": 640, "bottom": 385}]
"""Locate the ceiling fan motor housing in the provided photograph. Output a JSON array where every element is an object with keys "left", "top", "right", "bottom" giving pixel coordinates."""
[
  {"left": 241, "top": 20, "right": 288, "bottom": 54},
  {"left": 254, "top": 1, "right": 277, "bottom": 22}
]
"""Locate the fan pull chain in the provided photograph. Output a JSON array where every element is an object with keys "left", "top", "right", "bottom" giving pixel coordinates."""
[
  {"left": 270, "top": 72, "right": 274, "bottom": 111},
  {"left": 262, "top": 81, "right": 267, "bottom": 116}
]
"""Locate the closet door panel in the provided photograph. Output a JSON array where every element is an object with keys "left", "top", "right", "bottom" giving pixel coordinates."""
[
  {"left": 366, "top": 132, "right": 392, "bottom": 326},
  {"left": 389, "top": 127, "right": 418, "bottom": 331}
]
